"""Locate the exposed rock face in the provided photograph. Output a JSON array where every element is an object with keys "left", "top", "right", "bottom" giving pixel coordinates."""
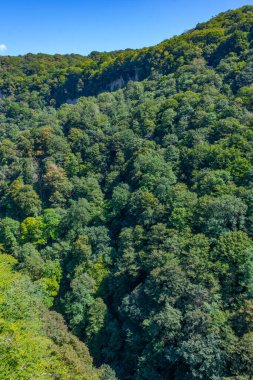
[
  {"left": 108, "top": 69, "right": 140, "bottom": 91},
  {"left": 109, "top": 76, "right": 125, "bottom": 91}
]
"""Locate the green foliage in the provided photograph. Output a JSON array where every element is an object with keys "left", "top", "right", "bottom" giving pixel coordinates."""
[
  {"left": 21, "top": 216, "right": 46, "bottom": 246},
  {"left": 1, "top": 5, "right": 253, "bottom": 379},
  {"left": 0, "top": 254, "right": 101, "bottom": 379},
  {"left": 9, "top": 179, "right": 42, "bottom": 217}
]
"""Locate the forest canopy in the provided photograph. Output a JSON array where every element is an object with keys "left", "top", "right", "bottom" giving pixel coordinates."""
[{"left": 1, "top": 5, "right": 253, "bottom": 379}]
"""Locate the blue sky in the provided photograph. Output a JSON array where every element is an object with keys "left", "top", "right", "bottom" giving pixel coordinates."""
[{"left": 0, "top": 0, "right": 251, "bottom": 56}]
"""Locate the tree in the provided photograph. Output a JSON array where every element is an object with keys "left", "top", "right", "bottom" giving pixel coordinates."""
[{"left": 9, "top": 179, "right": 41, "bottom": 217}]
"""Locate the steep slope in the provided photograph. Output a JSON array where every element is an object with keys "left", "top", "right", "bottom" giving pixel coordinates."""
[
  {"left": 1, "top": 5, "right": 253, "bottom": 380},
  {"left": 0, "top": 6, "right": 253, "bottom": 104},
  {"left": 0, "top": 254, "right": 103, "bottom": 379}
]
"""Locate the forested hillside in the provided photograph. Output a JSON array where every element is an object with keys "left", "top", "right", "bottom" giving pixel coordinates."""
[{"left": 1, "top": 5, "right": 253, "bottom": 379}]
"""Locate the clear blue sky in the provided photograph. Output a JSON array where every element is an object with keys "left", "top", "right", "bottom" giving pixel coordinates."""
[{"left": 1, "top": 0, "right": 251, "bottom": 56}]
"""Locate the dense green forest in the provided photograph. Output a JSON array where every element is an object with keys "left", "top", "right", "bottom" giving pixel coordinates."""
[{"left": 2, "top": 5, "right": 253, "bottom": 379}]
